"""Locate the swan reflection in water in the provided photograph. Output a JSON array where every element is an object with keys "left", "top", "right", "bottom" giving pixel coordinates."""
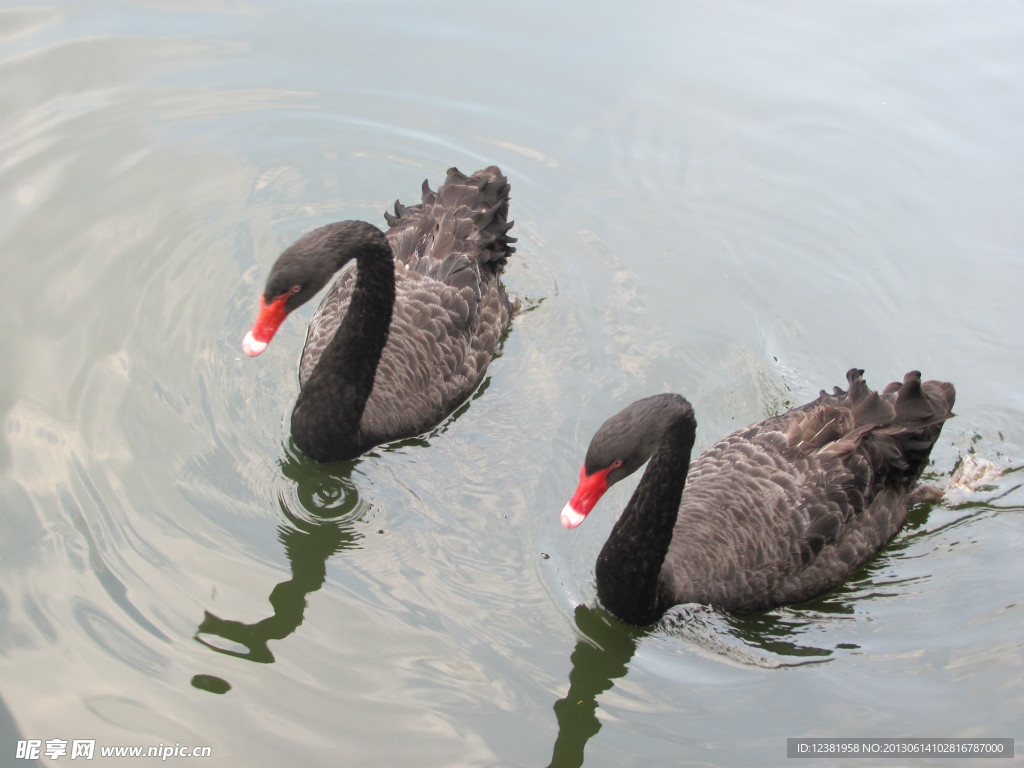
[
  {"left": 544, "top": 600, "right": 842, "bottom": 768},
  {"left": 193, "top": 451, "right": 364, "bottom": 666}
]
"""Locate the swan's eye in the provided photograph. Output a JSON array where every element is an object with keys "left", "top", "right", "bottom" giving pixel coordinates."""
[
  {"left": 290, "top": 285, "right": 302, "bottom": 294},
  {"left": 611, "top": 459, "right": 623, "bottom": 469}
]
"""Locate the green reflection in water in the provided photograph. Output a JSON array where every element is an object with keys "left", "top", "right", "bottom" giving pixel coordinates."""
[
  {"left": 194, "top": 451, "right": 364, "bottom": 667},
  {"left": 547, "top": 605, "right": 644, "bottom": 768}
]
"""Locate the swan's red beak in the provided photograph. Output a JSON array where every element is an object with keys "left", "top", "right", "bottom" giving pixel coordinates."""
[
  {"left": 242, "top": 293, "right": 290, "bottom": 357},
  {"left": 561, "top": 465, "right": 613, "bottom": 528}
]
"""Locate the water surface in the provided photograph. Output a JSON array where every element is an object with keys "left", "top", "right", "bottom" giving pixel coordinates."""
[{"left": 2, "top": 1, "right": 1022, "bottom": 766}]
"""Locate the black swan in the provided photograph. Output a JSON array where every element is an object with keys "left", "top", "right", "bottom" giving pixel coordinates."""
[
  {"left": 242, "top": 166, "right": 516, "bottom": 462},
  {"left": 561, "top": 369, "right": 956, "bottom": 625}
]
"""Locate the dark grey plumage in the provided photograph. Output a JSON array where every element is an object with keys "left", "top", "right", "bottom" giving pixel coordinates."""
[
  {"left": 565, "top": 370, "right": 956, "bottom": 625},
  {"left": 249, "top": 166, "right": 516, "bottom": 462}
]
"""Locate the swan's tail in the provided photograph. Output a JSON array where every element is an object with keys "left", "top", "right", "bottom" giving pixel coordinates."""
[
  {"left": 384, "top": 166, "right": 516, "bottom": 278},
  {"left": 876, "top": 369, "right": 956, "bottom": 477},
  {"left": 814, "top": 368, "right": 956, "bottom": 481},
  {"left": 432, "top": 166, "right": 516, "bottom": 265}
]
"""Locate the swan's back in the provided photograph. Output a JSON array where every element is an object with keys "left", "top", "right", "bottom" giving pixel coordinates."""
[
  {"left": 661, "top": 369, "right": 955, "bottom": 612},
  {"left": 299, "top": 166, "right": 517, "bottom": 447}
]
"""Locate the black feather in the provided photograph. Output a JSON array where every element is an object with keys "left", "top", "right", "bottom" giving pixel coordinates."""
[
  {"left": 568, "top": 369, "right": 956, "bottom": 624},
  {"left": 254, "top": 166, "right": 517, "bottom": 462}
]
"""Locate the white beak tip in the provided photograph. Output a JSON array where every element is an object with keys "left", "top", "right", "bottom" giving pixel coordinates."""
[
  {"left": 242, "top": 331, "right": 267, "bottom": 357},
  {"left": 560, "top": 503, "right": 587, "bottom": 529}
]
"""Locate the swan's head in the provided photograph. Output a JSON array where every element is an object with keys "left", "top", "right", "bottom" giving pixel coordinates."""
[
  {"left": 242, "top": 254, "right": 328, "bottom": 357},
  {"left": 242, "top": 223, "right": 370, "bottom": 356},
  {"left": 561, "top": 394, "right": 694, "bottom": 528}
]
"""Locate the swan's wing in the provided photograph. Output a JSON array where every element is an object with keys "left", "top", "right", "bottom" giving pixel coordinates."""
[
  {"left": 664, "top": 369, "right": 955, "bottom": 611},
  {"left": 298, "top": 265, "right": 356, "bottom": 387},
  {"left": 356, "top": 270, "right": 512, "bottom": 446}
]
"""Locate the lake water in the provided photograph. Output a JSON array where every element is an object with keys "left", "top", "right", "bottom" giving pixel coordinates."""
[{"left": 2, "top": 1, "right": 1022, "bottom": 766}]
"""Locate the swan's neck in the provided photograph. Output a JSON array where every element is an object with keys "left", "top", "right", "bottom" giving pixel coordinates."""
[
  {"left": 291, "top": 229, "right": 395, "bottom": 462},
  {"left": 595, "top": 414, "right": 695, "bottom": 625}
]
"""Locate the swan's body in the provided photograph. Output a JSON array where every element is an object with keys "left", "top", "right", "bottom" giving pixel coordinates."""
[
  {"left": 243, "top": 166, "right": 516, "bottom": 462},
  {"left": 562, "top": 370, "right": 956, "bottom": 625}
]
